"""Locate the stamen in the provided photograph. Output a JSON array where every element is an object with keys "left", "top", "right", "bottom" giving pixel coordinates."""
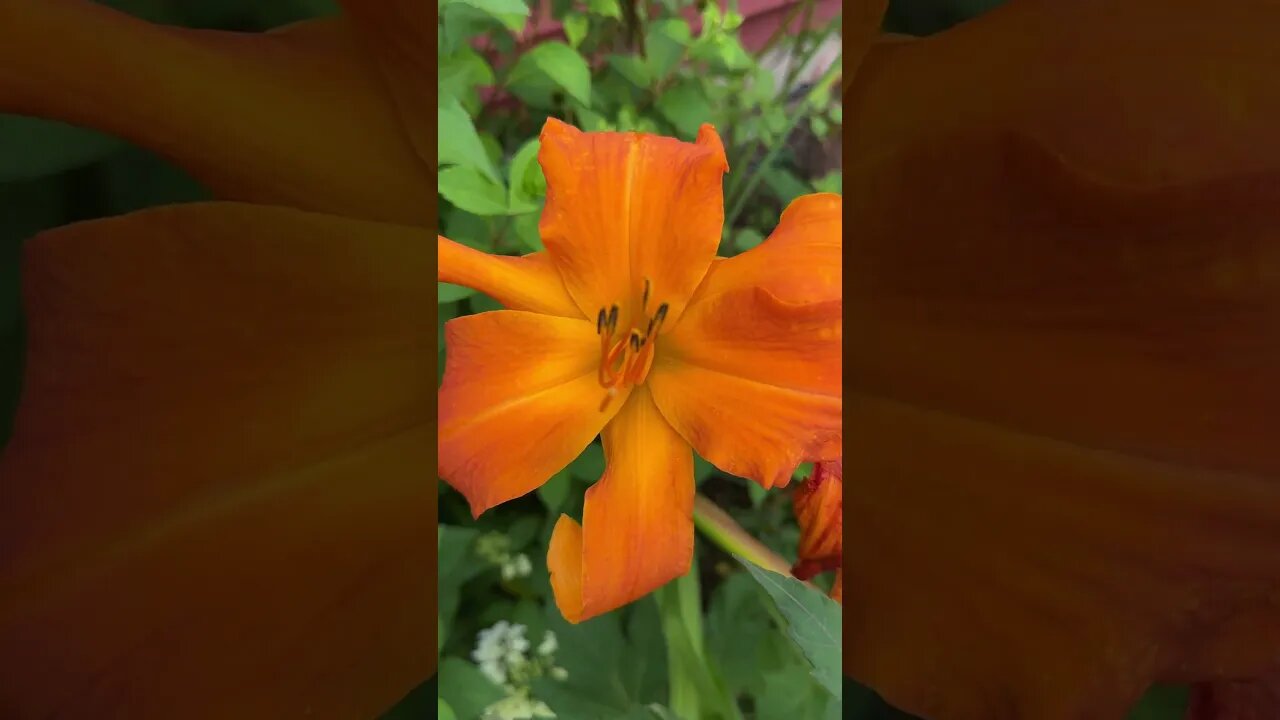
[
  {"left": 653, "top": 303, "right": 669, "bottom": 332},
  {"left": 607, "top": 304, "right": 619, "bottom": 334},
  {"left": 642, "top": 277, "right": 651, "bottom": 311},
  {"left": 596, "top": 308, "right": 606, "bottom": 335},
  {"left": 629, "top": 329, "right": 643, "bottom": 353}
]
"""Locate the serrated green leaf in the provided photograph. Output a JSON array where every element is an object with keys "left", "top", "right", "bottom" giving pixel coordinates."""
[
  {"left": 737, "top": 559, "right": 842, "bottom": 701},
  {"left": 439, "top": 165, "right": 509, "bottom": 216},
  {"left": 438, "top": 98, "right": 501, "bottom": 182},
  {"left": 510, "top": 42, "right": 593, "bottom": 107}
]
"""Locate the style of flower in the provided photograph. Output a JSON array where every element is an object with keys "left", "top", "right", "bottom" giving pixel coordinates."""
[
  {"left": 791, "top": 459, "right": 842, "bottom": 603},
  {"left": 0, "top": 2, "right": 438, "bottom": 717},
  {"left": 849, "top": 0, "right": 1280, "bottom": 717},
  {"left": 438, "top": 118, "right": 842, "bottom": 624}
]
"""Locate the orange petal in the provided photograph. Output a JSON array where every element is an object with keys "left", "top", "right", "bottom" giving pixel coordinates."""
[
  {"left": 538, "top": 118, "right": 728, "bottom": 324},
  {"left": 547, "top": 386, "right": 694, "bottom": 623},
  {"left": 438, "top": 310, "right": 624, "bottom": 516},
  {"left": 649, "top": 286, "right": 841, "bottom": 489},
  {"left": 792, "top": 460, "right": 843, "bottom": 580},
  {"left": 0, "top": 2, "right": 430, "bottom": 224},
  {"left": 1188, "top": 677, "right": 1280, "bottom": 720},
  {"left": 844, "top": 0, "right": 887, "bottom": 97},
  {"left": 0, "top": 203, "right": 433, "bottom": 718},
  {"left": 336, "top": 0, "right": 432, "bottom": 169},
  {"left": 438, "top": 235, "right": 581, "bottom": 318},
  {"left": 849, "top": 397, "right": 1280, "bottom": 720},
  {"left": 851, "top": 0, "right": 1280, "bottom": 190},
  {"left": 691, "top": 193, "right": 842, "bottom": 307},
  {"left": 851, "top": 20, "right": 1280, "bottom": 711}
]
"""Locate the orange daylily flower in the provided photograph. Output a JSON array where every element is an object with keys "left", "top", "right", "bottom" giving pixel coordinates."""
[
  {"left": 850, "top": 0, "right": 1280, "bottom": 718},
  {"left": 438, "top": 118, "right": 843, "bottom": 624},
  {"left": 0, "top": 2, "right": 436, "bottom": 717},
  {"left": 792, "top": 459, "right": 842, "bottom": 603}
]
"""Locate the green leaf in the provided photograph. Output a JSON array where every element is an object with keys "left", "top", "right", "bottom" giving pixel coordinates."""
[
  {"left": 693, "top": 454, "right": 717, "bottom": 486},
  {"left": 587, "top": 0, "right": 622, "bottom": 19},
  {"left": 564, "top": 12, "right": 590, "bottom": 49},
  {"left": 438, "top": 98, "right": 501, "bottom": 182},
  {"left": 655, "top": 80, "right": 714, "bottom": 140},
  {"left": 1126, "top": 685, "right": 1190, "bottom": 720},
  {"left": 437, "top": 658, "right": 505, "bottom": 720},
  {"left": 507, "top": 139, "right": 546, "bottom": 212},
  {"left": 656, "top": 565, "right": 743, "bottom": 720},
  {"left": 438, "top": 698, "right": 458, "bottom": 720},
  {"left": 0, "top": 115, "right": 122, "bottom": 182},
  {"left": 438, "top": 282, "right": 477, "bottom": 303},
  {"left": 645, "top": 19, "right": 692, "bottom": 81},
  {"left": 439, "top": 166, "right": 509, "bottom": 216},
  {"left": 734, "top": 228, "right": 764, "bottom": 252},
  {"left": 738, "top": 558, "right": 842, "bottom": 701},
  {"left": 448, "top": 0, "right": 530, "bottom": 33},
  {"left": 509, "top": 42, "right": 593, "bottom": 107},
  {"left": 439, "top": 48, "right": 495, "bottom": 110},
  {"left": 512, "top": 210, "right": 545, "bottom": 253},
  {"left": 569, "top": 443, "right": 605, "bottom": 481},
  {"left": 812, "top": 170, "right": 842, "bottom": 195},
  {"left": 537, "top": 470, "right": 571, "bottom": 511},
  {"left": 606, "top": 55, "right": 652, "bottom": 90}
]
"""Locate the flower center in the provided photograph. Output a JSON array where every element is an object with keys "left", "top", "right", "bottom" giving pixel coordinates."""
[{"left": 595, "top": 278, "right": 668, "bottom": 412}]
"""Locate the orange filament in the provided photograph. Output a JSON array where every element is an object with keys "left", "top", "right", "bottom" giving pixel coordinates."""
[{"left": 595, "top": 284, "right": 668, "bottom": 412}]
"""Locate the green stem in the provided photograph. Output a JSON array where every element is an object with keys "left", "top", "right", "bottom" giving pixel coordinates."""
[
  {"left": 722, "top": 55, "right": 841, "bottom": 231},
  {"left": 692, "top": 494, "right": 792, "bottom": 576}
]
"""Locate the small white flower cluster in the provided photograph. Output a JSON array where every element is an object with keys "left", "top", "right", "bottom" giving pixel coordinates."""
[
  {"left": 472, "top": 621, "right": 569, "bottom": 720},
  {"left": 475, "top": 532, "right": 533, "bottom": 581}
]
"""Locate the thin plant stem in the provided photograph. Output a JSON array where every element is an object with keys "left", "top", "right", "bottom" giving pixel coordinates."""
[{"left": 692, "top": 494, "right": 792, "bottom": 576}]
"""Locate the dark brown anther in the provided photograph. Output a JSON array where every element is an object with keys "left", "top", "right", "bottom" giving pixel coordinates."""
[
  {"left": 654, "top": 303, "right": 669, "bottom": 329},
  {"left": 629, "top": 330, "right": 642, "bottom": 352},
  {"left": 642, "top": 277, "right": 651, "bottom": 311},
  {"left": 596, "top": 308, "right": 606, "bottom": 334},
  {"left": 607, "top": 304, "right": 619, "bottom": 333}
]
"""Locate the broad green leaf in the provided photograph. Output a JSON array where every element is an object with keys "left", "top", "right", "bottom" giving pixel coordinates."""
[
  {"left": 813, "top": 170, "right": 842, "bottom": 195},
  {"left": 507, "top": 139, "right": 546, "bottom": 212},
  {"left": 531, "top": 602, "right": 649, "bottom": 716},
  {"left": 587, "top": 0, "right": 622, "bottom": 19},
  {"left": 437, "top": 658, "right": 505, "bottom": 720},
  {"left": 439, "top": 165, "right": 509, "bottom": 216},
  {"left": 100, "top": 145, "right": 209, "bottom": 216},
  {"left": 738, "top": 558, "right": 842, "bottom": 701},
  {"left": 693, "top": 454, "right": 717, "bottom": 486},
  {"left": 439, "top": 48, "right": 496, "bottom": 111},
  {"left": 564, "top": 12, "right": 589, "bottom": 49},
  {"left": 438, "top": 98, "right": 501, "bottom": 182},
  {"left": 438, "top": 282, "right": 477, "bottom": 303},
  {"left": 512, "top": 210, "right": 545, "bottom": 252},
  {"left": 645, "top": 19, "right": 692, "bottom": 81},
  {"left": 568, "top": 442, "right": 605, "bottom": 481},
  {"left": 657, "top": 567, "right": 743, "bottom": 720},
  {"left": 537, "top": 470, "right": 571, "bottom": 511},
  {"left": 448, "top": 0, "right": 530, "bottom": 33},
  {"left": 0, "top": 115, "right": 122, "bottom": 182},
  {"left": 734, "top": 228, "right": 765, "bottom": 252},
  {"left": 655, "top": 80, "right": 714, "bottom": 139},
  {"left": 606, "top": 54, "right": 653, "bottom": 90},
  {"left": 509, "top": 42, "right": 592, "bottom": 107},
  {"left": 438, "top": 699, "right": 457, "bottom": 720}
]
